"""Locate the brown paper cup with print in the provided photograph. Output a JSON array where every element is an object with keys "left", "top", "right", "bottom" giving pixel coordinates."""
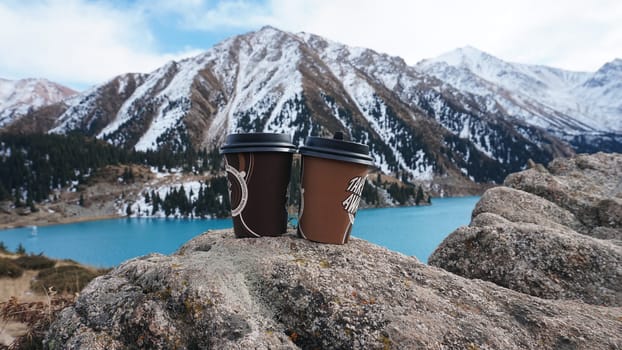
[
  {"left": 220, "top": 133, "right": 296, "bottom": 238},
  {"left": 297, "top": 133, "right": 374, "bottom": 244}
]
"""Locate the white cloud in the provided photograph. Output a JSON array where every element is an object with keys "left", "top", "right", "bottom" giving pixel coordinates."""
[
  {"left": 162, "top": 0, "right": 620, "bottom": 71},
  {"left": 260, "top": 0, "right": 622, "bottom": 71},
  {"left": 0, "top": 0, "right": 201, "bottom": 89},
  {"left": 1, "top": 0, "right": 620, "bottom": 91}
]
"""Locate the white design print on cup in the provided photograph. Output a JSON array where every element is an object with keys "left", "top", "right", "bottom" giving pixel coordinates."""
[
  {"left": 341, "top": 175, "right": 366, "bottom": 224},
  {"left": 225, "top": 162, "right": 248, "bottom": 217}
]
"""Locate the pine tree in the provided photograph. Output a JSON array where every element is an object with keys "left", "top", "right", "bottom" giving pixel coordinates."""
[
  {"left": 415, "top": 186, "right": 425, "bottom": 205},
  {"left": 0, "top": 183, "right": 9, "bottom": 201},
  {"left": 361, "top": 180, "right": 379, "bottom": 206},
  {"left": 28, "top": 197, "right": 38, "bottom": 212},
  {"left": 195, "top": 185, "right": 204, "bottom": 217},
  {"left": 162, "top": 189, "right": 173, "bottom": 217},
  {"left": 16, "top": 243, "right": 26, "bottom": 255},
  {"left": 152, "top": 199, "right": 159, "bottom": 215},
  {"left": 122, "top": 167, "right": 134, "bottom": 182},
  {"left": 164, "top": 199, "right": 172, "bottom": 217},
  {"left": 178, "top": 185, "right": 188, "bottom": 215},
  {"left": 14, "top": 193, "right": 23, "bottom": 208}
]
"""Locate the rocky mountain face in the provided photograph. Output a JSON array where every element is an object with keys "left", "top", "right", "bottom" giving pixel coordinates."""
[
  {"left": 45, "top": 228, "right": 622, "bottom": 349},
  {"left": 0, "top": 78, "right": 76, "bottom": 128},
  {"left": 417, "top": 47, "right": 622, "bottom": 153},
  {"left": 430, "top": 152, "right": 622, "bottom": 306},
  {"left": 3, "top": 28, "right": 622, "bottom": 191},
  {"left": 3, "top": 27, "right": 591, "bottom": 194}
]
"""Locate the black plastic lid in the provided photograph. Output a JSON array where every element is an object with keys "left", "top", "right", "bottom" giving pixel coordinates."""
[
  {"left": 299, "top": 133, "right": 374, "bottom": 166},
  {"left": 219, "top": 133, "right": 296, "bottom": 154}
]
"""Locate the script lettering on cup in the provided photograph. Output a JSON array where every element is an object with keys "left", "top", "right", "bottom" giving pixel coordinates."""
[{"left": 342, "top": 175, "right": 367, "bottom": 224}]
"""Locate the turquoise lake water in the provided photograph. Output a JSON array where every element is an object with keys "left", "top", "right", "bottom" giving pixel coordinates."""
[{"left": 0, "top": 196, "right": 479, "bottom": 267}]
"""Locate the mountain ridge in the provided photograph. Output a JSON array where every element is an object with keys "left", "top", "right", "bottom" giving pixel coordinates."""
[
  {"left": 417, "top": 46, "right": 622, "bottom": 135},
  {"left": 1, "top": 27, "right": 619, "bottom": 193},
  {"left": 0, "top": 78, "right": 76, "bottom": 128}
]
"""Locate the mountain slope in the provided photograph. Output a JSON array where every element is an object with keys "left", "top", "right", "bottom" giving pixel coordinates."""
[
  {"left": 2, "top": 27, "right": 586, "bottom": 193},
  {"left": 417, "top": 47, "right": 622, "bottom": 151},
  {"left": 0, "top": 78, "right": 76, "bottom": 128}
]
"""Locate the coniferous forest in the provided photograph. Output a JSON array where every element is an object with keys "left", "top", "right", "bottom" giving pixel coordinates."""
[
  {"left": 136, "top": 179, "right": 231, "bottom": 218},
  {"left": 0, "top": 133, "right": 222, "bottom": 207},
  {"left": 0, "top": 133, "right": 427, "bottom": 219}
]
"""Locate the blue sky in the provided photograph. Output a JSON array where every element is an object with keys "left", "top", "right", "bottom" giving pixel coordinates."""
[
  {"left": 1, "top": 0, "right": 620, "bottom": 91},
  {"left": 119, "top": 0, "right": 249, "bottom": 53}
]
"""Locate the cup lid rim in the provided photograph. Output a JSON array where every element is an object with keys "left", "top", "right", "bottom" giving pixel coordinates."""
[
  {"left": 223, "top": 132, "right": 294, "bottom": 143},
  {"left": 300, "top": 135, "right": 374, "bottom": 166},
  {"left": 219, "top": 132, "right": 296, "bottom": 154},
  {"left": 299, "top": 147, "right": 374, "bottom": 165}
]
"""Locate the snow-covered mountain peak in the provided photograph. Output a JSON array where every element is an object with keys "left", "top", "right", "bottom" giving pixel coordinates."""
[
  {"left": 297, "top": 31, "right": 407, "bottom": 69},
  {"left": 602, "top": 58, "right": 622, "bottom": 70},
  {"left": 421, "top": 46, "right": 589, "bottom": 89},
  {"left": 582, "top": 58, "right": 622, "bottom": 88},
  {"left": 0, "top": 77, "right": 77, "bottom": 127},
  {"left": 420, "top": 46, "right": 524, "bottom": 83},
  {"left": 431, "top": 46, "right": 499, "bottom": 68},
  {"left": 0, "top": 78, "right": 76, "bottom": 110},
  {"left": 417, "top": 45, "right": 622, "bottom": 133},
  {"left": 590, "top": 58, "right": 622, "bottom": 77}
]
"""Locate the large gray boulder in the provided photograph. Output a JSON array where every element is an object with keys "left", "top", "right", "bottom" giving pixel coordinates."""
[
  {"left": 45, "top": 230, "right": 622, "bottom": 349},
  {"left": 429, "top": 221, "right": 622, "bottom": 306},
  {"left": 504, "top": 152, "right": 622, "bottom": 240},
  {"left": 430, "top": 153, "right": 622, "bottom": 306}
]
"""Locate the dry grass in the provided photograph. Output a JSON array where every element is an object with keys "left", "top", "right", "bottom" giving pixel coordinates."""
[
  {"left": 0, "top": 259, "right": 23, "bottom": 279},
  {"left": 0, "top": 254, "right": 107, "bottom": 348},
  {"left": 13, "top": 256, "right": 55, "bottom": 271},
  {"left": 0, "top": 321, "right": 27, "bottom": 347},
  {"left": 31, "top": 265, "right": 103, "bottom": 295},
  {"left": 1, "top": 294, "right": 75, "bottom": 349},
  {"left": 0, "top": 270, "right": 46, "bottom": 348},
  {"left": 0, "top": 271, "right": 42, "bottom": 304}
]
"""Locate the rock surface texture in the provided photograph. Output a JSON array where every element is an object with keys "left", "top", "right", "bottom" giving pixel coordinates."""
[
  {"left": 45, "top": 229, "right": 622, "bottom": 349},
  {"left": 430, "top": 152, "right": 622, "bottom": 307}
]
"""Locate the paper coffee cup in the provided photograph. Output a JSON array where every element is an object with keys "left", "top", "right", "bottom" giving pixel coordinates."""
[
  {"left": 297, "top": 133, "right": 374, "bottom": 244},
  {"left": 220, "top": 133, "right": 296, "bottom": 238}
]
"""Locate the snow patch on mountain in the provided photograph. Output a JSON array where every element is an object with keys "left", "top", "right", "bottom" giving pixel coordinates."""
[
  {"left": 133, "top": 56, "right": 207, "bottom": 151},
  {"left": 207, "top": 27, "right": 305, "bottom": 140},
  {"left": 321, "top": 54, "right": 433, "bottom": 180},
  {"left": 96, "top": 62, "right": 176, "bottom": 142},
  {"left": 50, "top": 84, "right": 105, "bottom": 133}
]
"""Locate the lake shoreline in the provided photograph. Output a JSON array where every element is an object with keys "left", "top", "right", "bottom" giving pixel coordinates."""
[
  {"left": 0, "top": 194, "right": 482, "bottom": 230},
  {"left": 0, "top": 201, "right": 439, "bottom": 231},
  {"left": 0, "top": 197, "right": 480, "bottom": 267},
  {"left": 0, "top": 213, "right": 123, "bottom": 230}
]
